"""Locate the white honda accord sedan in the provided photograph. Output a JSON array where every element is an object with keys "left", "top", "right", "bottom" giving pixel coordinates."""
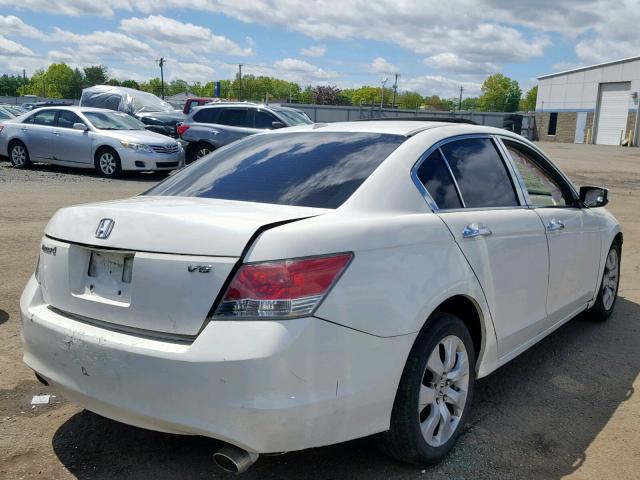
[{"left": 21, "top": 121, "right": 621, "bottom": 472}]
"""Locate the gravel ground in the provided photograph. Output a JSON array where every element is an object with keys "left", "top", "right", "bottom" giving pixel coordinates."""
[{"left": 0, "top": 143, "right": 639, "bottom": 479}]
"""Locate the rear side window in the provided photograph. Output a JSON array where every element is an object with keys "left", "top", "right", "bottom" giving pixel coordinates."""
[
  {"left": 440, "top": 138, "right": 519, "bottom": 208},
  {"left": 193, "top": 108, "right": 220, "bottom": 124},
  {"left": 145, "top": 132, "right": 405, "bottom": 209},
  {"left": 32, "top": 110, "right": 57, "bottom": 126},
  {"left": 416, "top": 149, "right": 462, "bottom": 209},
  {"left": 218, "top": 108, "right": 249, "bottom": 127}
]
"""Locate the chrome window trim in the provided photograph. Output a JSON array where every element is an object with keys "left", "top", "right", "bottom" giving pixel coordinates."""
[
  {"left": 437, "top": 147, "right": 466, "bottom": 208},
  {"left": 410, "top": 133, "right": 526, "bottom": 213}
]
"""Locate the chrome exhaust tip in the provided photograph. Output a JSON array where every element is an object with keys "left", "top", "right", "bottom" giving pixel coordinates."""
[{"left": 213, "top": 444, "right": 259, "bottom": 474}]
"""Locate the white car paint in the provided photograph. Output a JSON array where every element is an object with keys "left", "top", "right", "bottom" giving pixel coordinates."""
[{"left": 20, "top": 121, "right": 621, "bottom": 455}]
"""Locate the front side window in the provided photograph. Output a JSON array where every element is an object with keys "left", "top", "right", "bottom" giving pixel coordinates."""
[
  {"left": 32, "top": 109, "right": 57, "bottom": 126},
  {"left": 253, "top": 110, "right": 278, "bottom": 129},
  {"left": 57, "top": 110, "right": 83, "bottom": 129},
  {"left": 416, "top": 149, "right": 462, "bottom": 209},
  {"left": 145, "top": 132, "right": 405, "bottom": 209},
  {"left": 218, "top": 108, "right": 249, "bottom": 127},
  {"left": 440, "top": 138, "right": 519, "bottom": 208},
  {"left": 504, "top": 141, "right": 571, "bottom": 207}
]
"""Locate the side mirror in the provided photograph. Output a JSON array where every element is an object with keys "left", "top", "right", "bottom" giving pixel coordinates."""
[
  {"left": 73, "top": 122, "right": 89, "bottom": 131},
  {"left": 271, "top": 121, "right": 286, "bottom": 129},
  {"left": 580, "top": 186, "right": 608, "bottom": 208}
]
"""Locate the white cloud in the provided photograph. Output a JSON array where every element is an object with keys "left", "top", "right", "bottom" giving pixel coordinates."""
[
  {"left": 51, "top": 27, "right": 153, "bottom": 59},
  {"left": 0, "top": 0, "right": 116, "bottom": 17},
  {"left": 402, "top": 75, "right": 482, "bottom": 98},
  {"left": 369, "top": 57, "right": 397, "bottom": 74},
  {"left": 300, "top": 45, "right": 326, "bottom": 57},
  {"left": 120, "top": 15, "right": 252, "bottom": 57},
  {"left": 0, "top": 35, "right": 36, "bottom": 56},
  {"left": 0, "top": 15, "right": 45, "bottom": 39},
  {"left": 424, "top": 53, "right": 498, "bottom": 76},
  {"left": 166, "top": 62, "right": 215, "bottom": 83},
  {"left": 273, "top": 58, "right": 336, "bottom": 80}
]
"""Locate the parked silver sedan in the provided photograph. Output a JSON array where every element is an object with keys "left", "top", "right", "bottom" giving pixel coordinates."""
[{"left": 0, "top": 106, "right": 184, "bottom": 178}]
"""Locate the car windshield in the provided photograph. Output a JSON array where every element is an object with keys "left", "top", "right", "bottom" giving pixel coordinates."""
[
  {"left": 84, "top": 111, "right": 147, "bottom": 130},
  {"left": 274, "top": 108, "right": 313, "bottom": 125},
  {"left": 145, "top": 131, "right": 404, "bottom": 208}
]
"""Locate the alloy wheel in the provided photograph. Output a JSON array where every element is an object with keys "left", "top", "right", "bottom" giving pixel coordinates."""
[
  {"left": 99, "top": 152, "right": 116, "bottom": 176},
  {"left": 196, "top": 145, "right": 212, "bottom": 159},
  {"left": 602, "top": 248, "right": 619, "bottom": 311},
  {"left": 418, "top": 335, "right": 470, "bottom": 447},
  {"left": 11, "top": 145, "right": 26, "bottom": 166}
]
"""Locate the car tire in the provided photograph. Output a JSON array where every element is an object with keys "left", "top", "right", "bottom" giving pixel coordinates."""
[
  {"left": 194, "top": 142, "right": 215, "bottom": 161},
  {"left": 9, "top": 141, "right": 31, "bottom": 169},
  {"left": 587, "top": 241, "right": 621, "bottom": 322},
  {"left": 377, "top": 312, "right": 476, "bottom": 466},
  {"left": 94, "top": 147, "right": 122, "bottom": 179}
]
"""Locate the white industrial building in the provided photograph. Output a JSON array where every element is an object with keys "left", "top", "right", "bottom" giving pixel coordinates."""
[{"left": 536, "top": 56, "right": 640, "bottom": 146}]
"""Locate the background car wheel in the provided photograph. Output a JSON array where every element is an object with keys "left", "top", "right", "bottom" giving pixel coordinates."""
[
  {"left": 377, "top": 312, "right": 476, "bottom": 466},
  {"left": 195, "top": 142, "right": 214, "bottom": 160},
  {"left": 588, "top": 241, "right": 621, "bottom": 321},
  {"left": 9, "top": 141, "right": 31, "bottom": 169},
  {"left": 94, "top": 148, "right": 122, "bottom": 179}
]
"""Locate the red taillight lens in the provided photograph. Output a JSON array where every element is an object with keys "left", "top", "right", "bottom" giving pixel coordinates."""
[
  {"left": 214, "top": 253, "right": 353, "bottom": 319},
  {"left": 176, "top": 124, "right": 190, "bottom": 136}
]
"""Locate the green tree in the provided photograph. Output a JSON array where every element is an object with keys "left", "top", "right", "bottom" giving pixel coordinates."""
[
  {"left": 120, "top": 79, "right": 140, "bottom": 90},
  {"left": 18, "top": 63, "right": 80, "bottom": 98},
  {"left": 460, "top": 97, "right": 479, "bottom": 110},
  {"left": 299, "top": 85, "right": 313, "bottom": 104},
  {"left": 519, "top": 85, "right": 537, "bottom": 111},
  {"left": 398, "top": 91, "right": 423, "bottom": 109},
  {"left": 0, "top": 74, "right": 29, "bottom": 96},
  {"left": 83, "top": 65, "right": 108, "bottom": 87},
  {"left": 477, "top": 73, "right": 522, "bottom": 112},
  {"left": 105, "top": 78, "right": 121, "bottom": 86},
  {"left": 139, "top": 77, "right": 164, "bottom": 97}
]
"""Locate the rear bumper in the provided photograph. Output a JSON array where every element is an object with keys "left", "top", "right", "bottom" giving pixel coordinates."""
[{"left": 20, "top": 277, "right": 414, "bottom": 453}]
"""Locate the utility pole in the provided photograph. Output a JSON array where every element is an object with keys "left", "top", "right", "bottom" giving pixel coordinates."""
[
  {"left": 157, "top": 58, "right": 166, "bottom": 99},
  {"left": 238, "top": 64, "right": 243, "bottom": 101},
  {"left": 458, "top": 86, "right": 464, "bottom": 111},
  {"left": 23, "top": 69, "right": 26, "bottom": 82},
  {"left": 392, "top": 73, "right": 399, "bottom": 109},
  {"left": 380, "top": 77, "right": 388, "bottom": 112}
]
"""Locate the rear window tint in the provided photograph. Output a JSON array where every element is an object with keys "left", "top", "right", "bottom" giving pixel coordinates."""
[
  {"left": 416, "top": 149, "right": 462, "bottom": 209},
  {"left": 193, "top": 108, "right": 220, "bottom": 124},
  {"left": 145, "top": 132, "right": 404, "bottom": 208}
]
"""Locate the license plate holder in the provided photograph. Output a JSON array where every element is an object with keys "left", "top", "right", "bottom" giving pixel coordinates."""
[{"left": 85, "top": 250, "right": 134, "bottom": 302}]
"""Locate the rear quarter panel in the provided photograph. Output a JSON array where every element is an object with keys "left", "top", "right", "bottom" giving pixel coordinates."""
[{"left": 248, "top": 213, "right": 499, "bottom": 376}]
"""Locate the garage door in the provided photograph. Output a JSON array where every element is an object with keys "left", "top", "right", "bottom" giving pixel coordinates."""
[{"left": 595, "top": 82, "right": 631, "bottom": 145}]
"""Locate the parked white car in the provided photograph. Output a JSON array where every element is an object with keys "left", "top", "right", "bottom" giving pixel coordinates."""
[
  {"left": 0, "top": 106, "right": 184, "bottom": 178},
  {"left": 20, "top": 121, "right": 621, "bottom": 472}
]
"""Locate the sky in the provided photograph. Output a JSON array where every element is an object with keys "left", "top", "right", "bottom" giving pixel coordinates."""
[{"left": 0, "top": 0, "right": 638, "bottom": 99}]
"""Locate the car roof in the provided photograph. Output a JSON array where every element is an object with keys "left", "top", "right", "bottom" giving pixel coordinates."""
[
  {"left": 26, "top": 106, "right": 121, "bottom": 114},
  {"left": 272, "top": 120, "right": 509, "bottom": 137}
]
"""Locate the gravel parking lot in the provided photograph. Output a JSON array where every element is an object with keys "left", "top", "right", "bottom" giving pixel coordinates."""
[{"left": 1, "top": 142, "right": 639, "bottom": 480}]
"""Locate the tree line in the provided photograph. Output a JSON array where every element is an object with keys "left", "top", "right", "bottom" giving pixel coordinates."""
[{"left": 0, "top": 63, "right": 538, "bottom": 112}]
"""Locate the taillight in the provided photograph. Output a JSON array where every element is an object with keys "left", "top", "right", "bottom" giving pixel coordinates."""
[
  {"left": 176, "top": 124, "right": 190, "bottom": 136},
  {"left": 213, "top": 253, "right": 353, "bottom": 319}
]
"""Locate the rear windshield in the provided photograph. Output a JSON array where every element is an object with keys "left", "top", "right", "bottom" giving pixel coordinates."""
[{"left": 145, "top": 132, "right": 404, "bottom": 208}]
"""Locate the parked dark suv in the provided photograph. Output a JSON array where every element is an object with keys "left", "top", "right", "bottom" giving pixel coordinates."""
[{"left": 178, "top": 102, "right": 313, "bottom": 161}]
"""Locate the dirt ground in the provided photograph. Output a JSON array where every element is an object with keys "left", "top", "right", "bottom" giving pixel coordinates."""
[{"left": 0, "top": 142, "right": 639, "bottom": 479}]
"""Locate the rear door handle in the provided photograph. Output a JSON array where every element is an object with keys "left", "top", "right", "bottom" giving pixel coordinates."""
[
  {"left": 462, "top": 223, "right": 492, "bottom": 238},
  {"left": 546, "top": 219, "right": 565, "bottom": 232},
  {"left": 53, "top": 131, "right": 61, "bottom": 136}
]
